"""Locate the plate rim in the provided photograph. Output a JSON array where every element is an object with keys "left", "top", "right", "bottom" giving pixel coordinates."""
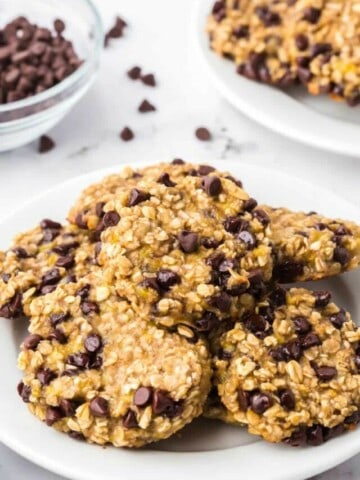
[
  {"left": 1, "top": 159, "right": 360, "bottom": 480},
  {"left": 192, "top": 0, "right": 360, "bottom": 157}
]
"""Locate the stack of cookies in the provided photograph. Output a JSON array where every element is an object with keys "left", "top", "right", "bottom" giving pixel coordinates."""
[
  {"left": 2, "top": 160, "right": 360, "bottom": 448},
  {"left": 207, "top": 0, "right": 360, "bottom": 105}
]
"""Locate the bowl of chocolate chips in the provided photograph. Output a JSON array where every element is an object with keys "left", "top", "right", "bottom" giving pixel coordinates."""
[{"left": 0, "top": 0, "right": 102, "bottom": 151}]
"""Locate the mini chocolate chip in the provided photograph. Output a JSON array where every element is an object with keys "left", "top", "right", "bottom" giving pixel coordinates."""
[
  {"left": 120, "top": 127, "right": 134, "bottom": 141},
  {"left": 201, "top": 175, "right": 222, "bottom": 196},
  {"left": 233, "top": 24, "right": 249, "bottom": 38},
  {"left": 333, "top": 246, "right": 350, "bottom": 266},
  {"left": 307, "top": 425, "right": 324, "bottom": 446},
  {"left": 276, "top": 260, "right": 304, "bottom": 282},
  {"left": 270, "top": 286, "right": 287, "bottom": 307},
  {"left": 134, "top": 386, "right": 153, "bottom": 407},
  {"left": 156, "top": 269, "right": 180, "bottom": 290},
  {"left": 282, "top": 339, "right": 302, "bottom": 361},
  {"left": 55, "top": 255, "right": 75, "bottom": 269},
  {"left": 238, "top": 230, "right": 256, "bottom": 249},
  {"left": 313, "top": 290, "right": 332, "bottom": 308},
  {"left": 103, "top": 211, "right": 120, "bottom": 228},
  {"left": 68, "top": 352, "right": 89, "bottom": 369},
  {"left": 17, "top": 381, "right": 31, "bottom": 403},
  {"left": 293, "top": 316, "right": 311, "bottom": 334},
  {"left": 243, "top": 198, "right": 258, "bottom": 211},
  {"left": 50, "top": 312, "right": 69, "bottom": 327},
  {"left": 46, "top": 406, "right": 64, "bottom": 426},
  {"left": 48, "top": 328, "right": 67, "bottom": 344},
  {"left": 312, "top": 364, "right": 337, "bottom": 381},
  {"left": 295, "top": 34, "right": 309, "bottom": 50},
  {"left": 251, "top": 392, "right": 273, "bottom": 414},
  {"left": 37, "top": 368, "right": 56, "bottom": 386},
  {"left": 210, "top": 291, "right": 232, "bottom": 312},
  {"left": 195, "top": 127, "right": 211, "bottom": 141},
  {"left": 90, "top": 396, "right": 109, "bottom": 417},
  {"left": 301, "top": 332, "right": 321, "bottom": 350},
  {"left": 128, "top": 188, "right": 150, "bottom": 207},
  {"left": 41, "top": 268, "right": 61, "bottom": 286},
  {"left": 245, "top": 313, "right": 267, "bottom": 333},
  {"left": 329, "top": 309, "right": 346, "bottom": 329},
  {"left": 127, "top": 66, "right": 141, "bottom": 80},
  {"left": 178, "top": 230, "right": 199, "bottom": 253},
  {"left": 13, "top": 247, "right": 29, "bottom": 258},
  {"left": 39, "top": 135, "right": 55, "bottom": 153},
  {"left": 122, "top": 409, "right": 138, "bottom": 428},
  {"left": 84, "top": 334, "right": 102, "bottom": 353},
  {"left": 141, "top": 73, "right": 156, "bottom": 86},
  {"left": 195, "top": 311, "right": 220, "bottom": 333},
  {"left": 81, "top": 301, "right": 100, "bottom": 315},
  {"left": 237, "top": 389, "right": 250, "bottom": 411},
  {"left": 253, "top": 209, "right": 270, "bottom": 226},
  {"left": 23, "top": 333, "right": 43, "bottom": 350},
  {"left": 279, "top": 389, "right": 296, "bottom": 410},
  {"left": 152, "top": 390, "right": 182, "bottom": 418},
  {"left": 302, "top": 7, "right": 321, "bottom": 23},
  {"left": 157, "top": 172, "right": 176, "bottom": 187},
  {"left": 138, "top": 99, "right": 156, "bottom": 112}
]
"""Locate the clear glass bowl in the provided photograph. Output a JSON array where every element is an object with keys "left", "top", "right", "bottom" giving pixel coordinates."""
[{"left": 0, "top": 0, "right": 103, "bottom": 151}]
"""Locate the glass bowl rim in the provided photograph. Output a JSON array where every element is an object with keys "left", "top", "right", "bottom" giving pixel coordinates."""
[{"left": 0, "top": 0, "right": 103, "bottom": 115}]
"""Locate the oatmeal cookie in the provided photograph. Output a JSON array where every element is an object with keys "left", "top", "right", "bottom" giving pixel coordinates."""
[
  {"left": 17, "top": 277, "right": 211, "bottom": 447},
  {"left": 0, "top": 221, "right": 95, "bottom": 319},
  {"left": 262, "top": 206, "right": 360, "bottom": 282},
  {"left": 69, "top": 161, "right": 273, "bottom": 337},
  {"left": 209, "top": 287, "right": 360, "bottom": 445}
]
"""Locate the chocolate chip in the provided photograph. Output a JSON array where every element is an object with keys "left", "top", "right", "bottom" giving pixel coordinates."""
[
  {"left": 284, "top": 427, "right": 307, "bottom": 446},
  {"left": 122, "top": 409, "right": 138, "bottom": 428},
  {"left": 40, "top": 219, "right": 62, "bottom": 230},
  {"left": 89, "top": 396, "right": 109, "bottom": 417},
  {"left": 68, "top": 352, "right": 90, "bottom": 369},
  {"left": 311, "top": 43, "right": 331, "bottom": 57},
  {"left": 120, "top": 127, "right": 134, "bottom": 141},
  {"left": 295, "top": 34, "right": 309, "bottom": 51},
  {"left": 104, "top": 16, "right": 127, "bottom": 46},
  {"left": 48, "top": 328, "right": 67, "bottom": 344},
  {"left": 54, "top": 18, "right": 65, "bottom": 34},
  {"left": 0, "top": 292, "right": 23, "bottom": 318},
  {"left": 55, "top": 255, "right": 75, "bottom": 269},
  {"left": 306, "top": 425, "right": 324, "bottom": 446},
  {"left": 270, "top": 286, "right": 287, "bottom": 307},
  {"left": 225, "top": 175, "right": 243, "bottom": 188},
  {"left": 206, "top": 251, "right": 225, "bottom": 270},
  {"left": 312, "top": 364, "right": 337, "bottom": 381},
  {"left": 178, "top": 230, "right": 199, "bottom": 253},
  {"left": 17, "top": 381, "right": 31, "bottom": 403},
  {"left": 152, "top": 390, "right": 182, "bottom": 418},
  {"left": 156, "top": 269, "right": 180, "bottom": 290},
  {"left": 37, "top": 368, "right": 56, "bottom": 386},
  {"left": 76, "top": 285, "right": 90, "bottom": 299},
  {"left": 46, "top": 406, "right": 64, "bottom": 426},
  {"left": 202, "top": 238, "right": 221, "bottom": 249},
  {"left": 279, "top": 389, "right": 296, "bottom": 410},
  {"left": 195, "top": 127, "right": 212, "bottom": 141},
  {"left": 201, "top": 175, "right": 222, "bottom": 196},
  {"left": 128, "top": 188, "right": 150, "bottom": 206},
  {"left": 1, "top": 273, "right": 10, "bottom": 284},
  {"left": 251, "top": 392, "right": 273, "bottom": 414},
  {"left": 276, "top": 260, "right": 304, "bottom": 282},
  {"left": 40, "top": 285, "right": 57, "bottom": 295},
  {"left": 243, "top": 198, "right": 258, "bottom": 211},
  {"left": 255, "top": 6, "right": 281, "bottom": 26},
  {"left": 84, "top": 334, "right": 102, "bottom": 353},
  {"left": 301, "top": 332, "right": 321, "bottom": 350},
  {"left": 157, "top": 172, "right": 176, "bottom": 187},
  {"left": 344, "top": 411, "right": 360, "bottom": 425},
  {"left": 138, "top": 99, "right": 156, "bottom": 112},
  {"left": 297, "top": 66, "right": 312, "bottom": 84},
  {"left": 253, "top": 209, "right": 270, "bottom": 226},
  {"left": 283, "top": 339, "right": 302, "bottom": 361},
  {"left": 13, "top": 247, "right": 29, "bottom": 258},
  {"left": 296, "top": 56, "right": 310, "bottom": 68},
  {"left": 127, "top": 66, "right": 141, "bottom": 80},
  {"left": 39, "top": 135, "right": 55, "bottom": 153},
  {"left": 314, "top": 290, "right": 332, "bottom": 308},
  {"left": 224, "top": 216, "right": 248, "bottom": 234},
  {"left": 245, "top": 313, "right": 267, "bottom": 334},
  {"left": 134, "top": 386, "right": 153, "bottom": 407},
  {"left": 41, "top": 268, "right": 61, "bottom": 286},
  {"left": 233, "top": 25, "right": 249, "bottom": 39},
  {"left": 293, "top": 316, "right": 311, "bottom": 334},
  {"left": 195, "top": 311, "right": 220, "bottom": 333},
  {"left": 171, "top": 158, "right": 185, "bottom": 165},
  {"left": 237, "top": 389, "right": 250, "bottom": 411},
  {"left": 140, "top": 277, "right": 161, "bottom": 293},
  {"left": 60, "top": 399, "right": 78, "bottom": 417},
  {"left": 23, "top": 334, "right": 43, "bottom": 350},
  {"left": 81, "top": 301, "right": 100, "bottom": 315},
  {"left": 218, "top": 348, "right": 233, "bottom": 360},
  {"left": 333, "top": 246, "right": 350, "bottom": 266},
  {"left": 103, "top": 211, "right": 120, "bottom": 228},
  {"left": 141, "top": 73, "right": 156, "bottom": 86},
  {"left": 238, "top": 230, "right": 256, "bottom": 250},
  {"left": 75, "top": 213, "right": 87, "bottom": 229},
  {"left": 302, "top": 7, "right": 321, "bottom": 23},
  {"left": 198, "top": 165, "right": 215, "bottom": 176},
  {"left": 329, "top": 309, "right": 346, "bottom": 329},
  {"left": 209, "top": 291, "right": 232, "bottom": 312},
  {"left": 247, "top": 269, "right": 266, "bottom": 297},
  {"left": 50, "top": 312, "right": 68, "bottom": 327}
]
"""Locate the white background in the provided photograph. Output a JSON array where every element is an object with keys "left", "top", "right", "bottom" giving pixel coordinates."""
[{"left": 0, "top": 0, "right": 360, "bottom": 478}]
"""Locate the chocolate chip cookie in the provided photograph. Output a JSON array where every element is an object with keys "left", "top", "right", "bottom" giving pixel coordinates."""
[{"left": 209, "top": 287, "right": 360, "bottom": 445}]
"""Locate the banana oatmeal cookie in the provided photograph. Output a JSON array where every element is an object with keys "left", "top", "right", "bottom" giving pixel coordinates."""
[
  {"left": 207, "top": 0, "right": 360, "bottom": 105},
  {"left": 209, "top": 287, "right": 360, "bottom": 445},
  {"left": 262, "top": 206, "right": 360, "bottom": 282},
  {"left": 17, "top": 276, "right": 211, "bottom": 447}
]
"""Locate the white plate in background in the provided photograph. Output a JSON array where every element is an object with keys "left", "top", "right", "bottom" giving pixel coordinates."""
[
  {"left": 193, "top": 0, "right": 360, "bottom": 157},
  {"left": 1, "top": 159, "right": 360, "bottom": 480}
]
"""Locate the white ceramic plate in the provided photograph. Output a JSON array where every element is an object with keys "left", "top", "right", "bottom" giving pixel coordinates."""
[
  {"left": 1, "top": 159, "right": 360, "bottom": 480},
  {"left": 193, "top": 0, "right": 360, "bottom": 157}
]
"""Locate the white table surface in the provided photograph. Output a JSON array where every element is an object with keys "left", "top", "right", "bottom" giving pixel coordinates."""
[{"left": 1, "top": 0, "right": 360, "bottom": 479}]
